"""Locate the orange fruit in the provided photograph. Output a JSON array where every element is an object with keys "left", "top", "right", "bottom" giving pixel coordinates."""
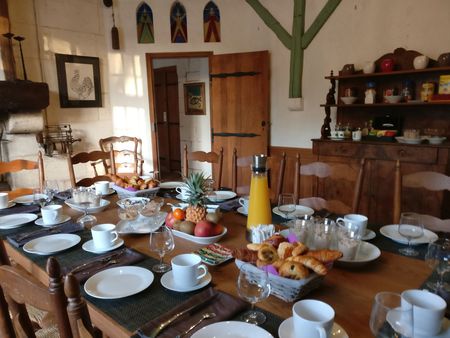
[{"left": 173, "top": 208, "right": 186, "bottom": 220}]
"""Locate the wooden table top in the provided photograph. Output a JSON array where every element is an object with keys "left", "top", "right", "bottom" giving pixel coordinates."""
[{"left": 4, "top": 195, "right": 430, "bottom": 338}]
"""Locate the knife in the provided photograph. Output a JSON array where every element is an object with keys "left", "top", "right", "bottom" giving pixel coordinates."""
[
  {"left": 69, "top": 248, "right": 127, "bottom": 274},
  {"left": 146, "top": 292, "right": 218, "bottom": 338},
  {"left": 16, "top": 226, "right": 61, "bottom": 242}
]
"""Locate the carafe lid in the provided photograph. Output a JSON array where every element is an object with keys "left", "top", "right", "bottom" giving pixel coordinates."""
[{"left": 252, "top": 154, "right": 267, "bottom": 173}]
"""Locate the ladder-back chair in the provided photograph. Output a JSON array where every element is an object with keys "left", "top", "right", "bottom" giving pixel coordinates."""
[
  {"left": 183, "top": 145, "right": 223, "bottom": 190},
  {"left": 98, "top": 136, "right": 143, "bottom": 175},
  {"left": 67, "top": 150, "right": 115, "bottom": 188}
]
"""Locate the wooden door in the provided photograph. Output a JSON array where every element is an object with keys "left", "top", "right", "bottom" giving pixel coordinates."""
[
  {"left": 153, "top": 66, "right": 181, "bottom": 179},
  {"left": 210, "top": 51, "right": 270, "bottom": 189}
]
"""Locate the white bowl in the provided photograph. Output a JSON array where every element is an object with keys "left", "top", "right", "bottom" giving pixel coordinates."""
[
  {"left": 384, "top": 95, "right": 402, "bottom": 103},
  {"left": 116, "top": 197, "right": 150, "bottom": 209},
  {"left": 341, "top": 96, "right": 357, "bottom": 104},
  {"left": 65, "top": 198, "right": 110, "bottom": 213},
  {"left": 427, "top": 136, "right": 446, "bottom": 145}
]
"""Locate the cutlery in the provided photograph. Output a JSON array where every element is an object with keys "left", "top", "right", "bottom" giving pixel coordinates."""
[
  {"left": 79, "top": 259, "right": 118, "bottom": 275},
  {"left": 16, "top": 226, "right": 61, "bottom": 242},
  {"left": 147, "top": 292, "right": 218, "bottom": 338},
  {"left": 69, "top": 248, "right": 127, "bottom": 274},
  {"left": 175, "top": 312, "right": 216, "bottom": 338}
]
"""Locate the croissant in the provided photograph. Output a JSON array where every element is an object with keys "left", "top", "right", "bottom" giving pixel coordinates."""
[
  {"left": 263, "top": 234, "right": 286, "bottom": 248},
  {"left": 291, "top": 242, "right": 308, "bottom": 256},
  {"left": 232, "top": 248, "right": 258, "bottom": 264},
  {"left": 305, "top": 249, "right": 343, "bottom": 263},
  {"left": 257, "top": 244, "right": 279, "bottom": 263},
  {"left": 247, "top": 243, "right": 265, "bottom": 251},
  {"left": 279, "top": 261, "right": 310, "bottom": 280},
  {"left": 287, "top": 255, "right": 328, "bottom": 276}
]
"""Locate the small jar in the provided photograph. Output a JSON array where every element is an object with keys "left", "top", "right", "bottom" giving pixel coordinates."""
[
  {"left": 344, "top": 124, "right": 352, "bottom": 139},
  {"left": 365, "top": 82, "right": 376, "bottom": 104},
  {"left": 402, "top": 80, "right": 414, "bottom": 102},
  {"left": 421, "top": 82, "right": 435, "bottom": 102},
  {"left": 352, "top": 128, "right": 362, "bottom": 141}
]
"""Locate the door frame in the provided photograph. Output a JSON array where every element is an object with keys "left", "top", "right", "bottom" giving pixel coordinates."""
[{"left": 145, "top": 51, "right": 213, "bottom": 174}]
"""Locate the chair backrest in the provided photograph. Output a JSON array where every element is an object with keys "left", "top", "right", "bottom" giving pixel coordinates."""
[
  {"left": 67, "top": 150, "right": 115, "bottom": 188},
  {"left": 99, "top": 136, "right": 143, "bottom": 175},
  {"left": 393, "top": 160, "right": 450, "bottom": 231},
  {"left": 183, "top": 145, "right": 223, "bottom": 190},
  {"left": 231, "top": 149, "right": 286, "bottom": 203},
  {"left": 0, "top": 152, "right": 45, "bottom": 198},
  {"left": 294, "top": 157, "right": 366, "bottom": 215}
]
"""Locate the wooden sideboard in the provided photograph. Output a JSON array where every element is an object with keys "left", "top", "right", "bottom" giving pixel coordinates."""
[{"left": 312, "top": 139, "right": 450, "bottom": 225}]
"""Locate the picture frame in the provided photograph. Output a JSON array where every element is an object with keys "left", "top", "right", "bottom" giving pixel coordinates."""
[
  {"left": 184, "top": 82, "right": 206, "bottom": 115},
  {"left": 55, "top": 53, "right": 102, "bottom": 108}
]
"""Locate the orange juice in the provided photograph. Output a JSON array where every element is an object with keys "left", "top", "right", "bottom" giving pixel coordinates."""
[{"left": 247, "top": 174, "right": 272, "bottom": 231}]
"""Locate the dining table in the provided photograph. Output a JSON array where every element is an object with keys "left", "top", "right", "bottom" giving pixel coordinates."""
[{"left": 1, "top": 191, "right": 433, "bottom": 338}]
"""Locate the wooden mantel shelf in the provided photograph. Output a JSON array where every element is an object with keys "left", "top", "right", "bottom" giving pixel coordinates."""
[{"left": 0, "top": 80, "right": 49, "bottom": 113}]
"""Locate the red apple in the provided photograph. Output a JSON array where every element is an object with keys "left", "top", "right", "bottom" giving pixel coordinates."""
[
  {"left": 213, "top": 223, "right": 224, "bottom": 236},
  {"left": 165, "top": 212, "right": 176, "bottom": 228},
  {"left": 194, "top": 220, "right": 216, "bottom": 237}
]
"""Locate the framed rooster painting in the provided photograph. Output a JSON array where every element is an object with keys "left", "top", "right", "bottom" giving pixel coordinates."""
[{"left": 55, "top": 54, "right": 102, "bottom": 108}]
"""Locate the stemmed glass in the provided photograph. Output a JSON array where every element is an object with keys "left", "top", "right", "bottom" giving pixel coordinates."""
[
  {"left": 425, "top": 238, "right": 450, "bottom": 292},
  {"left": 369, "top": 292, "right": 414, "bottom": 338},
  {"left": 33, "top": 187, "right": 49, "bottom": 208},
  {"left": 149, "top": 225, "right": 175, "bottom": 273},
  {"left": 75, "top": 188, "right": 99, "bottom": 228},
  {"left": 398, "top": 212, "right": 424, "bottom": 256},
  {"left": 43, "top": 180, "right": 59, "bottom": 204},
  {"left": 278, "top": 193, "right": 296, "bottom": 221},
  {"left": 236, "top": 262, "right": 271, "bottom": 325}
]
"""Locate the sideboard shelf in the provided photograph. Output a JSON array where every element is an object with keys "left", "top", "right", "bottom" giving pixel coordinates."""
[
  {"left": 325, "top": 66, "right": 450, "bottom": 80},
  {"left": 320, "top": 101, "right": 450, "bottom": 108}
]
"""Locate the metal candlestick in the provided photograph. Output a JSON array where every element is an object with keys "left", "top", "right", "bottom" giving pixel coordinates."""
[{"left": 13, "top": 36, "right": 27, "bottom": 81}]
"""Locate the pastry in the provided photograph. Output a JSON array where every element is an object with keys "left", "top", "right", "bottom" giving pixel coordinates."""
[
  {"left": 263, "top": 234, "right": 286, "bottom": 248},
  {"left": 291, "top": 242, "right": 308, "bottom": 256},
  {"left": 305, "top": 249, "right": 343, "bottom": 263},
  {"left": 247, "top": 243, "right": 265, "bottom": 251},
  {"left": 232, "top": 248, "right": 258, "bottom": 264},
  {"left": 257, "top": 244, "right": 278, "bottom": 263},
  {"left": 279, "top": 261, "right": 309, "bottom": 280},
  {"left": 277, "top": 242, "right": 295, "bottom": 259},
  {"left": 288, "top": 256, "right": 328, "bottom": 276}
]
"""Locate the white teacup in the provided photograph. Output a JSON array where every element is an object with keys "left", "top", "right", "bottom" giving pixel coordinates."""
[
  {"left": 336, "top": 214, "right": 368, "bottom": 237},
  {"left": 293, "top": 299, "right": 335, "bottom": 338},
  {"left": 171, "top": 253, "right": 208, "bottom": 288},
  {"left": 95, "top": 181, "right": 110, "bottom": 195},
  {"left": 239, "top": 196, "right": 249, "bottom": 213},
  {"left": 401, "top": 289, "right": 446, "bottom": 336},
  {"left": 0, "top": 192, "right": 8, "bottom": 209},
  {"left": 175, "top": 186, "right": 189, "bottom": 199},
  {"left": 41, "top": 205, "right": 63, "bottom": 225},
  {"left": 91, "top": 223, "right": 119, "bottom": 249}
]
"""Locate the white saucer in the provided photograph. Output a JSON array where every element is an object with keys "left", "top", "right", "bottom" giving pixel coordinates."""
[
  {"left": 237, "top": 207, "right": 248, "bottom": 216},
  {"left": 82, "top": 238, "right": 124, "bottom": 254},
  {"left": 160, "top": 270, "right": 212, "bottom": 292},
  {"left": 0, "top": 202, "right": 16, "bottom": 209},
  {"left": 96, "top": 188, "right": 115, "bottom": 196},
  {"left": 35, "top": 215, "right": 71, "bottom": 227},
  {"left": 278, "top": 317, "right": 348, "bottom": 338},
  {"left": 362, "top": 229, "right": 376, "bottom": 241}
]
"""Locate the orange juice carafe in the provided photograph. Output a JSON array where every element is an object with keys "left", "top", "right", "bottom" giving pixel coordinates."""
[{"left": 246, "top": 155, "right": 272, "bottom": 237}]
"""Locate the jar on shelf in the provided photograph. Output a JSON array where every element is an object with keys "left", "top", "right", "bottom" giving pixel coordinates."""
[
  {"left": 365, "top": 82, "right": 376, "bottom": 104},
  {"left": 421, "top": 82, "right": 435, "bottom": 102},
  {"left": 344, "top": 123, "right": 352, "bottom": 139},
  {"left": 401, "top": 80, "right": 414, "bottom": 102}
]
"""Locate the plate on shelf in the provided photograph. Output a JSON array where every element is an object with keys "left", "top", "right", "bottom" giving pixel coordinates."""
[
  {"left": 0, "top": 213, "right": 38, "bottom": 229},
  {"left": 23, "top": 234, "right": 81, "bottom": 255},
  {"left": 206, "top": 191, "right": 237, "bottom": 202},
  {"left": 84, "top": 266, "right": 154, "bottom": 299},
  {"left": 336, "top": 241, "right": 381, "bottom": 267},
  {"left": 273, "top": 205, "right": 314, "bottom": 219},
  {"left": 328, "top": 137, "right": 344, "bottom": 141},
  {"left": 380, "top": 224, "right": 438, "bottom": 245},
  {"left": 116, "top": 212, "right": 167, "bottom": 234},
  {"left": 65, "top": 198, "right": 110, "bottom": 213},
  {"left": 194, "top": 243, "right": 233, "bottom": 266},
  {"left": 172, "top": 227, "right": 227, "bottom": 245},
  {"left": 395, "top": 136, "right": 424, "bottom": 145},
  {"left": 192, "top": 321, "right": 273, "bottom": 338}
]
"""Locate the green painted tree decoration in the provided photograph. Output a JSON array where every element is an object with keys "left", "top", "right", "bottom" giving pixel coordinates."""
[{"left": 246, "top": 0, "right": 341, "bottom": 98}]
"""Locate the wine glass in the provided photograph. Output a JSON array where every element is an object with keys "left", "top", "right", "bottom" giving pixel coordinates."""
[
  {"left": 76, "top": 188, "right": 99, "bottom": 228},
  {"left": 278, "top": 193, "right": 296, "bottom": 221},
  {"left": 369, "top": 292, "right": 414, "bottom": 338},
  {"left": 149, "top": 225, "right": 175, "bottom": 273},
  {"left": 398, "top": 212, "right": 424, "bottom": 256},
  {"left": 33, "top": 187, "right": 49, "bottom": 208},
  {"left": 425, "top": 238, "right": 450, "bottom": 292},
  {"left": 43, "top": 180, "right": 59, "bottom": 204},
  {"left": 236, "top": 262, "right": 271, "bottom": 325}
]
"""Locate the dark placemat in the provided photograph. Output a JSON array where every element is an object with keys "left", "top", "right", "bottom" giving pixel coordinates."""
[{"left": 0, "top": 204, "right": 40, "bottom": 216}]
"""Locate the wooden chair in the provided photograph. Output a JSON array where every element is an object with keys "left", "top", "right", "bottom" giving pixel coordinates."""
[
  {"left": 393, "top": 160, "right": 450, "bottom": 231},
  {"left": 98, "top": 136, "right": 143, "bottom": 175},
  {"left": 231, "top": 149, "right": 286, "bottom": 203},
  {"left": 0, "top": 152, "right": 45, "bottom": 198},
  {"left": 67, "top": 150, "right": 115, "bottom": 188},
  {"left": 293, "top": 157, "right": 366, "bottom": 215},
  {"left": 183, "top": 145, "right": 223, "bottom": 190}
]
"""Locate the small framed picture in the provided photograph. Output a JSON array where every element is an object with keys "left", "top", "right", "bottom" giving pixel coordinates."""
[
  {"left": 55, "top": 54, "right": 102, "bottom": 108},
  {"left": 184, "top": 82, "right": 206, "bottom": 115}
]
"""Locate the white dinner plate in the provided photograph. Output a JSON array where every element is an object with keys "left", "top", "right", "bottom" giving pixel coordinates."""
[
  {"left": 278, "top": 317, "right": 348, "bottom": 338},
  {"left": 14, "top": 194, "right": 47, "bottom": 205},
  {"left": 160, "top": 270, "right": 211, "bottom": 292},
  {"left": 35, "top": 214, "right": 71, "bottom": 227},
  {"left": 116, "top": 212, "right": 167, "bottom": 234},
  {"left": 207, "top": 191, "right": 237, "bottom": 202},
  {"left": 273, "top": 205, "right": 314, "bottom": 219},
  {"left": 336, "top": 241, "right": 381, "bottom": 267},
  {"left": 0, "top": 201, "right": 16, "bottom": 209},
  {"left": 237, "top": 206, "right": 248, "bottom": 216},
  {"left": 159, "top": 181, "right": 184, "bottom": 189},
  {"left": 23, "top": 234, "right": 81, "bottom": 255},
  {"left": 192, "top": 321, "right": 273, "bottom": 338},
  {"left": 0, "top": 213, "right": 38, "bottom": 229},
  {"left": 65, "top": 198, "right": 110, "bottom": 214},
  {"left": 84, "top": 266, "right": 154, "bottom": 299},
  {"left": 380, "top": 224, "right": 438, "bottom": 245},
  {"left": 82, "top": 238, "right": 124, "bottom": 254}
]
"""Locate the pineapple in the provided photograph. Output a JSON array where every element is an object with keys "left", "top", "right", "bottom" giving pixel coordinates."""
[{"left": 184, "top": 172, "right": 208, "bottom": 223}]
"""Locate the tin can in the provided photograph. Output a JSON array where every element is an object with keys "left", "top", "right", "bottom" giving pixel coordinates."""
[{"left": 421, "top": 82, "right": 435, "bottom": 102}]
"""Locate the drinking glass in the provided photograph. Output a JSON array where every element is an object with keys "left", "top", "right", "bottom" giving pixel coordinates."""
[
  {"left": 43, "top": 180, "right": 59, "bottom": 204},
  {"left": 278, "top": 193, "right": 296, "bottom": 220},
  {"left": 398, "top": 212, "right": 424, "bottom": 256},
  {"left": 370, "top": 292, "right": 414, "bottom": 338},
  {"left": 425, "top": 238, "right": 450, "bottom": 292},
  {"left": 33, "top": 187, "right": 49, "bottom": 208},
  {"left": 76, "top": 188, "right": 99, "bottom": 228},
  {"left": 236, "top": 263, "right": 271, "bottom": 325},
  {"left": 149, "top": 225, "right": 175, "bottom": 273}
]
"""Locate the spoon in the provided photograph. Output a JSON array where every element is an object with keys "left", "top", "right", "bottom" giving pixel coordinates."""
[{"left": 175, "top": 312, "right": 216, "bottom": 338}]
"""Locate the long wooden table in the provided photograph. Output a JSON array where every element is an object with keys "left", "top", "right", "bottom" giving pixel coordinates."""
[{"left": 4, "top": 196, "right": 430, "bottom": 337}]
